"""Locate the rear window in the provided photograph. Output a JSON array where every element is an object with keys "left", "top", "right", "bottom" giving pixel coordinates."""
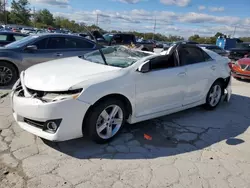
[
  {"left": 14, "top": 35, "right": 26, "bottom": 41},
  {"left": 0, "top": 34, "right": 7, "bottom": 41}
]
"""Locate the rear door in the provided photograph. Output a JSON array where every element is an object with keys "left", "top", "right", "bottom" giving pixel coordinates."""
[
  {"left": 62, "top": 36, "right": 97, "bottom": 58},
  {"left": 179, "top": 45, "right": 217, "bottom": 105}
]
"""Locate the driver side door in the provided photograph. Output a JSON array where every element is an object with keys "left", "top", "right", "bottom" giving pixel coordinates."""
[
  {"left": 135, "top": 54, "right": 188, "bottom": 117},
  {"left": 21, "top": 37, "right": 59, "bottom": 69}
]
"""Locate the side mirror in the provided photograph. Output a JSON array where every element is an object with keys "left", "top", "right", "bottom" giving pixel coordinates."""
[
  {"left": 25, "top": 45, "right": 37, "bottom": 52},
  {"left": 137, "top": 60, "right": 150, "bottom": 73}
]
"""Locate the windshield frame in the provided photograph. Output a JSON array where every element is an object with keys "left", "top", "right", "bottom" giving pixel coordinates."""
[{"left": 83, "top": 46, "right": 152, "bottom": 68}]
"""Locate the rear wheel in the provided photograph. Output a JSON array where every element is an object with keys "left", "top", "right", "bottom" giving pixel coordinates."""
[
  {"left": 85, "top": 98, "right": 126, "bottom": 144},
  {"left": 204, "top": 81, "right": 223, "bottom": 110},
  {"left": 0, "top": 61, "right": 18, "bottom": 86}
]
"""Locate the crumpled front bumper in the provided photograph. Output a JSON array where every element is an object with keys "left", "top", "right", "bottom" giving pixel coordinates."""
[{"left": 10, "top": 79, "right": 90, "bottom": 141}]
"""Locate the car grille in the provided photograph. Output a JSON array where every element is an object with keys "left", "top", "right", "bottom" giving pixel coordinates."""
[{"left": 24, "top": 118, "right": 45, "bottom": 129}]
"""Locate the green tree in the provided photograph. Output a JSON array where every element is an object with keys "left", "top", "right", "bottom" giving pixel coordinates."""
[
  {"left": 34, "top": 9, "right": 54, "bottom": 26},
  {"left": 214, "top": 32, "right": 224, "bottom": 38},
  {"left": 9, "top": 0, "right": 31, "bottom": 25},
  {"left": 239, "top": 37, "right": 250, "bottom": 42},
  {"left": 188, "top": 34, "right": 200, "bottom": 42},
  {"left": 0, "top": 0, "right": 4, "bottom": 23}
]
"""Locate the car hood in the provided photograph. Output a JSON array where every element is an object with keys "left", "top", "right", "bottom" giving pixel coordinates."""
[
  {"left": 24, "top": 57, "right": 122, "bottom": 91},
  {"left": 238, "top": 58, "right": 250, "bottom": 65}
]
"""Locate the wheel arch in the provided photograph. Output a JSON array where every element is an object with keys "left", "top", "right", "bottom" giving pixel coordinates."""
[
  {"left": 213, "top": 77, "right": 231, "bottom": 93},
  {"left": 82, "top": 93, "right": 133, "bottom": 132}
]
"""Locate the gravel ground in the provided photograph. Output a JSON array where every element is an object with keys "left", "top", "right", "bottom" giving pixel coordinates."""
[{"left": 0, "top": 78, "right": 250, "bottom": 188}]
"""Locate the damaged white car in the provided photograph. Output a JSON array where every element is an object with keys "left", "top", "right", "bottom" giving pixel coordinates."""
[{"left": 11, "top": 44, "right": 232, "bottom": 143}]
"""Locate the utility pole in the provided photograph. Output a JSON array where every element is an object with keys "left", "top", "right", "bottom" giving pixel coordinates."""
[
  {"left": 232, "top": 26, "right": 236, "bottom": 37},
  {"left": 33, "top": 6, "right": 36, "bottom": 27},
  {"left": 3, "top": 0, "right": 7, "bottom": 25},
  {"left": 96, "top": 13, "right": 99, "bottom": 26},
  {"left": 152, "top": 17, "right": 156, "bottom": 40}
]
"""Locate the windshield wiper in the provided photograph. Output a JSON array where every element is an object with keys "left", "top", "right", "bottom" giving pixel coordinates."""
[{"left": 99, "top": 49, "right": 108, "bottom": 65}]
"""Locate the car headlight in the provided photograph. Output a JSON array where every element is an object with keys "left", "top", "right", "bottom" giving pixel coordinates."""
[{"left": 41, "top": 89, "right": 83, "bottom": 102}]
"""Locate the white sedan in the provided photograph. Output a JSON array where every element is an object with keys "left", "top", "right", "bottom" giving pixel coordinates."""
[{"left": 11, "top": 44, "right": 232, "bottom": 143}]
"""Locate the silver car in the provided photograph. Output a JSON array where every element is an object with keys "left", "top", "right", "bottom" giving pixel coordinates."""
[{"left": 0, "top": 33, "right": 101, "bottom": 86}]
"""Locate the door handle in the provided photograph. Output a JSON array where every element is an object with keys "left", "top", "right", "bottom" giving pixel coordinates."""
[
  {"left": 178, "top": 72, "right": 186, "bottom": 77},
  {"left": 55, "top": 53, "right": 63, "bottom": 57},
  {"left": 211, "top": 65, "right": 216, "bottom": 70}
]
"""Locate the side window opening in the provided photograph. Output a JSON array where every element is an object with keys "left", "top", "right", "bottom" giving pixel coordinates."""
[
  {"left": 150, "top": 54, "right": 176, "bottom": 70},
  {"left": 14, "top": 35, "right": 26, "bottom": 41},
  {"left": 47, "top": 37, "right": 66, "bottom": 49},
  {"left": 32, "top": 38, "right": 49, "bottom": 50},
  {"left": 0, "top": 34, "right": 7, "bottom": 41},
  {"left": 179, "top": 47, "right": 205, "bottom": 66},
  {"left": 201, "top": 49, "right": 213, "bottom": 61},
  {"left": 65, "top": 37, "right": 94, "bottom": 49}
]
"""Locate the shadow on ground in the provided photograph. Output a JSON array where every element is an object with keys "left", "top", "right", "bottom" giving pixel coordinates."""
[{"left": 44, "top": 93, "right": 250, "bottom": 160}]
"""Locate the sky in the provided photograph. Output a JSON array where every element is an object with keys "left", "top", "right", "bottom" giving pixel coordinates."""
[{"left": 8, "top": 0, "right": 250, "bottom": 38}]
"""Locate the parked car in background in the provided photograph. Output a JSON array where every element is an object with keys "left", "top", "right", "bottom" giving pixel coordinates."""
[
  {"left": 229, "top": 42, "right": 250, "bottom": 61},
  {"left": 199, "top": 44, "right": 229, "bottom": 57},
  {"left": 173, "top": 40, "right": 199, "bottom": 45},
  {"left": 21, "top": 28, "right": 36, "bottom": 34},
  {"left": 12, "top": 28, "right": 21, "bottom": 33},
  {"left": 0, "top": 31, "right": 28, "bottom": 46},
  {"left": 156, "top": 41, "right": 164, "bottom": 48},
  {"left": 103, "top": 33, "right": 154, "bottom": 52},
  {"left": 0, "top": 33, "right": 102, "bottom": 86},
  {"left": 229, "top": 56, "right": 250, "bottom": 80},
  {"left": 11, "top": 44, "right": 231, "bottom": 143}
]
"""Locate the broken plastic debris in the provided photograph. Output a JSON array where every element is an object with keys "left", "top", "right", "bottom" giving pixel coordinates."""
[{"left": 144, "top": 134, "right": 152, "bottom": 140}]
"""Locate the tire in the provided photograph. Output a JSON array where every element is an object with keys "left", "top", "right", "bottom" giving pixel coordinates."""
[
  {"left": 204, "top": 81, "right": 223, "bottom": 110},
  {"left": 0, "top": 61, "right": 18, "bottom": 87},
  {"left": 85, "top": 98, "right": 127, "bottom": 144}
]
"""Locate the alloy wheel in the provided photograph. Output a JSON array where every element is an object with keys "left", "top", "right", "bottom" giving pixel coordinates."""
[
  {"left": 0, "top": 66, "right": 13, "bottom": 85},
  {"left": 96, "top": 105, "right": 123, "bottom": 139},
  {"left": 208, "top": 84, "right": 222, "bottom": 107}
]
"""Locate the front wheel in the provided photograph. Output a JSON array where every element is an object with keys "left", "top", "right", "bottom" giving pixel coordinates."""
[
  {"left": 85, "top": 99, "right": 126, "bottom": 144},
  {"left": 0, "top": 61, "right": 18, "bottom": 86},
  {"left": 204, "top": 81, "right": 223, "bottom": 110}
]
